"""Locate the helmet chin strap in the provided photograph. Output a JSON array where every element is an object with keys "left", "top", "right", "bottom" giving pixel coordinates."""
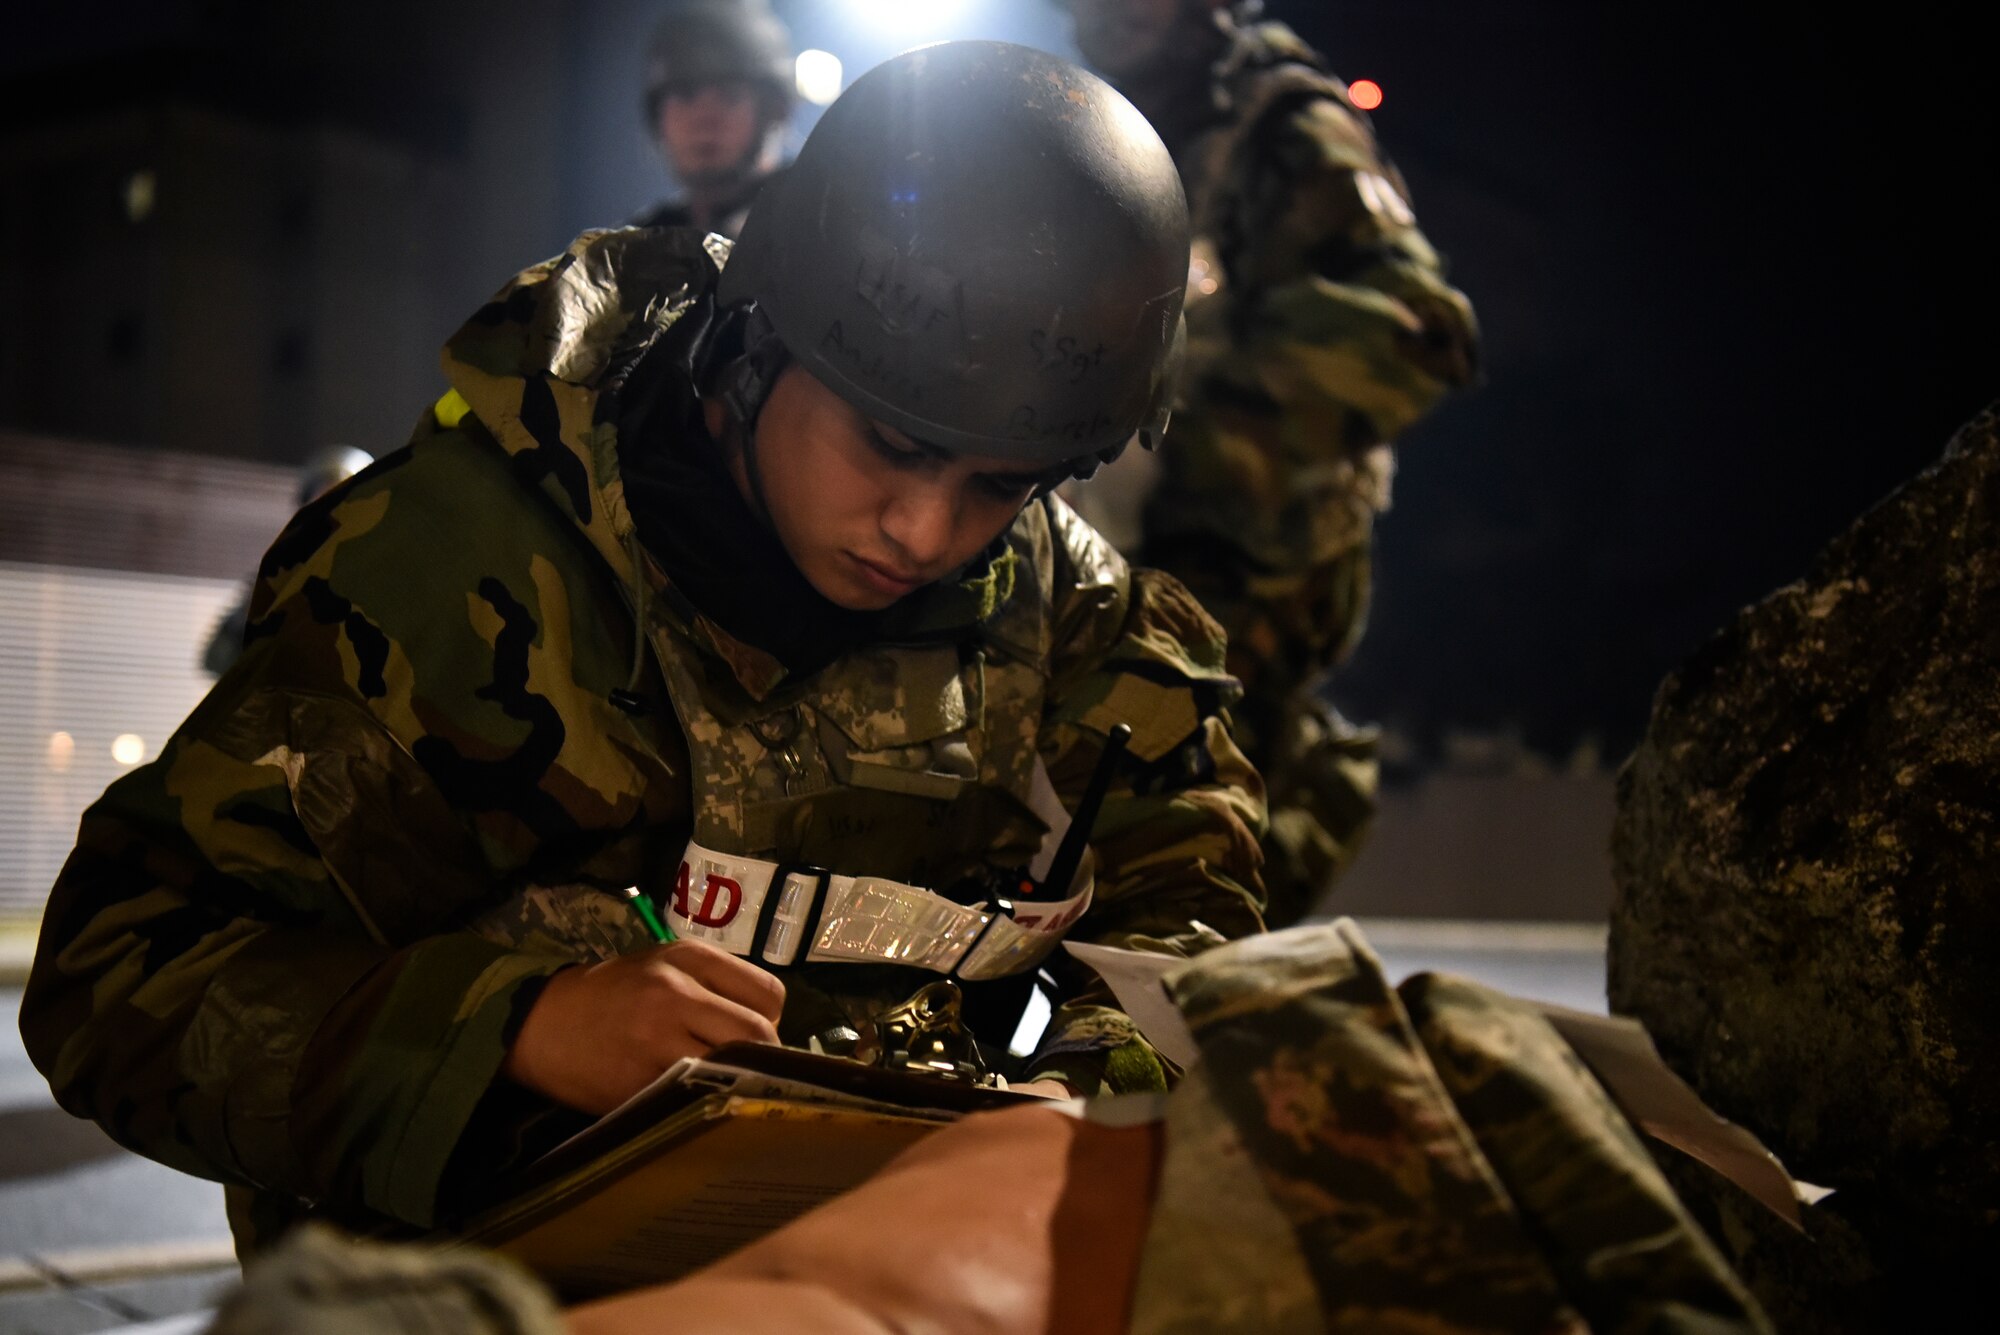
[
  {"left": 733, "top": 409, "right": 778, "bottom": 529},
  {"left": 704, "top": 303, "right": 791, "bottom": 527}
]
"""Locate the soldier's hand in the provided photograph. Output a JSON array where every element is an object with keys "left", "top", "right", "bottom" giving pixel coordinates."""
[{"left": 503, "top": 941, "right": 785, "bottom": 1114}]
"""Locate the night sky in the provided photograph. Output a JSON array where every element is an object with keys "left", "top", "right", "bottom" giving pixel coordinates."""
[
  {"left": 4, "top": 0, "right": 1996, "bottom": 765},
  {"left": 1282, "top": 2, "right": 2000, "bottom": 764}
]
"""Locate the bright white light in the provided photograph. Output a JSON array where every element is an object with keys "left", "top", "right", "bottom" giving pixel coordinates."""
[
  {"left": 48, "top": 731, "right": 75, "bottom": 772},
  {"left": 842, "top": 0, "right": 970, "bottom": 32},
  {"left": 111, "top": 733, "right": 146, "bottom": 766},
  {"left": 795, "top": 49, "right": 844, "bottom": 106},
  {"left": 1006, "top": 982, "right": 1053, "bottom": 1058}
]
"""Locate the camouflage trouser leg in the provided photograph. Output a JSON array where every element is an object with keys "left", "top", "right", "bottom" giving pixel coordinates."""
[
  {"left": 1132, "top": 921, "right": 1772, "bottom": 1334},
  {"left": 1258, "top": 691, "right": 1379, "bottom": 928},
  {"left": 1156, "top": 542, "right": 1380, "bottom": 928},
  {"left": 1402, "top": 974, "right": 1773, "bottom": 1335}
]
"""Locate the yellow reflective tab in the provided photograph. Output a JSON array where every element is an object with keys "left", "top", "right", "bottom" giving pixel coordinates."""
[{"left": 432, "top": 388, "right": 473, "bottom": 429}]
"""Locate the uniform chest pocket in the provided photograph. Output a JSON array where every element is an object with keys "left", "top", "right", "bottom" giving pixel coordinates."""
[{"left": 808, "top": 645, "right": 984, "bottom": 800}]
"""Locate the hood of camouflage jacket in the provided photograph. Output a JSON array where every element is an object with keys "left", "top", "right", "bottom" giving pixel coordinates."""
[{"left": 434, "top": 227, "right": 1018, "bottom": 702}]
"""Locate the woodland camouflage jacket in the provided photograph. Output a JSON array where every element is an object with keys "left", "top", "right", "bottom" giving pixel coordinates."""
[
  {"left": 1064, "top": 21, "right": 1485, "bottom": 930},
  {"left": 1148, "top": 19, "right": 1481, "bottom": 590},
  {"left": 20, "top": 228, "right": 1267, "bottom": 1242}
]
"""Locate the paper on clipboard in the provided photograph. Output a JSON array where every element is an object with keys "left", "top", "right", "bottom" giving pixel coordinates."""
[
  {"left": 471, "top": 1095, "right": 950, "bottom": 1297},
  {"left": 456, "top": 1044, "right": 1038, "bottom": 1298},
  {"left": 541, "top": 1053, "right": 946, "bottom": 1161},
  {"left": 1061, "top": 940, "right": 1201, "bottom": 1070}
]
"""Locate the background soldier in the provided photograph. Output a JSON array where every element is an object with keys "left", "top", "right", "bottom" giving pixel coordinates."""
[
  {"left": 631, "top": 0, "right": 794, "bottom": 237},
  {"left": 1059, "top": 0, "right": 1481, "bottom": 925}
]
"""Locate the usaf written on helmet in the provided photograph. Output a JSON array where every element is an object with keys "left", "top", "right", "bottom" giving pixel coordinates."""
[
  {"left": 643, "top": 0, "right": 796, "bottom": 125},
  {"left": 718, "top": 40, "right": 1191, "bottom": 476}
]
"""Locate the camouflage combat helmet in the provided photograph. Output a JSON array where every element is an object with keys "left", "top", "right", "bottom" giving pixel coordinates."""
[
  {"left": 643, "top": 0, "right": 796, "bottom": 124},
  {"left": 717, "top": 40, "right": 1190, "bottom": 477}
]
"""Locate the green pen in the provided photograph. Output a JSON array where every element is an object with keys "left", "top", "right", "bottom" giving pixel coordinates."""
[{"left": 622, "top": 886, "right": 677, "bottom": 943}]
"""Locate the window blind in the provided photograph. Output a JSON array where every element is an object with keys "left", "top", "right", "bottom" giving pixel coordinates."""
[{"left": 0, "top": 564, "right": 242, "bottom": 916}]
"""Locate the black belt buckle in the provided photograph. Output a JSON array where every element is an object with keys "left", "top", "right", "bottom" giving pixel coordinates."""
[
  {"left": 951, "top": 895, "right": 1023, "bottom": 984},
  {"left": 753, "top": 861, "right": 832, "bottom": 968}
]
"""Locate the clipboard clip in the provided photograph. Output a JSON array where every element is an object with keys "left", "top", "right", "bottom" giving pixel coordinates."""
[{"left": 854, "top": 979, "right": 996, "bottom": 1087}]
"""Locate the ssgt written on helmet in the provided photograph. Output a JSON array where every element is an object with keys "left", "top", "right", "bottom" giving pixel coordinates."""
[{"left": 718, "top": 40, "right": 1190, "bottom": 479}]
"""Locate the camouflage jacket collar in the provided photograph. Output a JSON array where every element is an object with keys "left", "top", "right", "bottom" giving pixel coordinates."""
[{"left": 438, "top": 227, "right": 1024, "bottom": 704}]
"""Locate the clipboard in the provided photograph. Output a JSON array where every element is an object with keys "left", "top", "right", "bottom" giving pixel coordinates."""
[{"left": 451, "top": 1044, "right": 1032, "bottom": 1299}]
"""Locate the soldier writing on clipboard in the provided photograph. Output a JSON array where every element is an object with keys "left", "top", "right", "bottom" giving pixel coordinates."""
[{"left": 22, "top": 41, "right": 1268, "bottom": 1250}]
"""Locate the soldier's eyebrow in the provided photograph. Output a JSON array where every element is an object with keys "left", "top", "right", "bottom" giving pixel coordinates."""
[
  {"left": 869, "top": 421, "right": 950, "bottom": 460},
  {"left": 869, "top": 421, "right": 1053, "bottom": 489}
]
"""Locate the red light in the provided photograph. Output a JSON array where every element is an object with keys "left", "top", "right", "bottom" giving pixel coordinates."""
[{"left": 1350, "top": 79, "right": 1383, "bottom": 111}]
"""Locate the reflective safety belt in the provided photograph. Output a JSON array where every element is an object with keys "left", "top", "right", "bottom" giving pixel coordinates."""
[{"left": 664, "top": 840, "right": 1093, "bottom": 982}]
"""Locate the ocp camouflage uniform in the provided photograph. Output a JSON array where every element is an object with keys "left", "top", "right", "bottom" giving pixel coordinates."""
[
  {"left": 203, "top": 1225, "right": 563, "bottom": 1335},
  {"left": 1133, "top": 920, "right": 1773, "bottom": 1333},
  {"left": 20, "top": 227, "right": 1266, "bottom": 1249},
  {"left": 1081, "top": 18, "right": 1480, "bottom": 926}
]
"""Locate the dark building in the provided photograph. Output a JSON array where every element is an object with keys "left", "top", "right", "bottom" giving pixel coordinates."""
[{"left": 0, "top": 93, "right": 467, "bottom": 460}]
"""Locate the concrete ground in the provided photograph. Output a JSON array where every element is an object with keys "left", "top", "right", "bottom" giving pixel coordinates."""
[
  {"left": 0, "top": 917, "right": 1606, "bottom": 1333},
  {"left": 0, "top": 974, "right": 235, "bottom": 1335},
  {"left": 1352, "top": 916, "right": 1608, "bottom": 1014}
]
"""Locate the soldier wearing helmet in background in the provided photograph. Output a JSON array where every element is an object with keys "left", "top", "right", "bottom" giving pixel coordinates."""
[
  {"left": 632, "top": 0, "right": 794, "bottom": 238},
  {"left": 1059, "top": 0, "right": 1481, "bottom": 926},
  {"left": 23, "top": 41, "right": 1264, "bottom": 1248}
]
